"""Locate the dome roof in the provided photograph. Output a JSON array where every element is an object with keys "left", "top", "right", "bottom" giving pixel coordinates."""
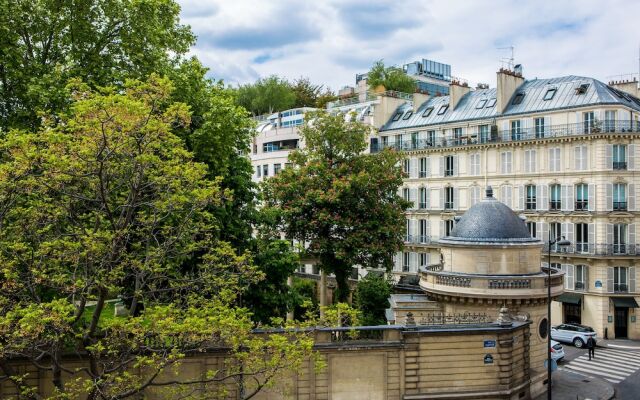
[{"left": 441, "top": 187, "right": 538, "bottom": 244}]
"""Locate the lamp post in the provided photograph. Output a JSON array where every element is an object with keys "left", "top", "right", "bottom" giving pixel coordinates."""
[{"left": 547, "top": 233, "right": 571, "bottom": 400}]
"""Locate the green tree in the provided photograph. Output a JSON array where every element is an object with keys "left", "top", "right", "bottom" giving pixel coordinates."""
[
  {"left": 236, "top": 75, "right": 296, "bottom": 115},
  {"left": 262, "top": 111, "right": 409, "bottom": 302},
  {"left": 0, "top": 0, "right": 194, "bottom": 131},
  {"left": 354, "top": 273, "right": 392, "bottom": 326},
  {"left": 366, "top": 60, "right": 416, "bottom": 93},
  {"left": 0, "top": 78, "right": 315, "bottom": 399}
]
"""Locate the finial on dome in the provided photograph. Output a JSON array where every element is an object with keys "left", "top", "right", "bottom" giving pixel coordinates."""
[{"left": 486, "top": 186, "right": 493, "bottom": 198}]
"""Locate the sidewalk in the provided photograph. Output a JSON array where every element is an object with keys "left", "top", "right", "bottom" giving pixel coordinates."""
[
  {"left": 596, "top": 338, "right": 640, "bottom": 349},
  {"left": 534, "top": 370, "right": 614, "bottom": 400}
]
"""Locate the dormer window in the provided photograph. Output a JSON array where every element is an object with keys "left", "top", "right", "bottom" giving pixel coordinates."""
[
  {"left": 392, "top": 112, "right": 402, "bottom": 121},
  {"left": 486, "top": 98, "right": 496, "bottom": 108},
  {"left": 402, "top": 110, "right": 413, "bottom": 120},
  {"left": 422, "top": 107, "right": 434, "bottom": 117},
  {"left": 576, "top": 83, "right": 590, "bottom": 94},
  {"left": 437, "top": 104, "right": 449, "bottom": 115},
  {"left": 476, "top": 99, "right": 487, "bottom": 109},
  {"left": 512, "top": 92, "right": 525, "bottom": 105},
  {"left": 543, "top": 88, "right": 557, "bottom": 101}
]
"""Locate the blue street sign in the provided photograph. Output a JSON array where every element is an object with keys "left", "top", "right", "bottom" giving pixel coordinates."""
[{"left": 484, "top": 340, "right": 496, "bottom": 348}]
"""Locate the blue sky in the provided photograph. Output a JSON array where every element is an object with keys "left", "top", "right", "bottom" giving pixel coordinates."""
[{"left": 177, "top": 0, "right": 640, "bottom": 91}]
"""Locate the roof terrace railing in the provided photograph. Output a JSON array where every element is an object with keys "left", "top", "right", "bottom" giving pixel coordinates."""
[
  {"left": 543, "top": 243, "right": 640, "bottom": 257},
  {"left": 327, "top": 90, "right": 414, "bottom": 109},
  {"left": 372, "top": 120, "right": 640, "bottom": 152}
]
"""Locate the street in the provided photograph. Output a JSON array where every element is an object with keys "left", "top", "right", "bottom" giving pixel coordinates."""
[{"left": 558, "top": 344, "right": 640, "bottom": 400}]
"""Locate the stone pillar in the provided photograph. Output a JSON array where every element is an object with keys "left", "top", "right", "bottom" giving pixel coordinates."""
[{"left": 286, "top": 276, "right": 294, "bottom": 322}]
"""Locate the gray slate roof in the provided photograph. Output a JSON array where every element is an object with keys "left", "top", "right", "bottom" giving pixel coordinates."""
[{"left": 381, "top": 75, "right": 640, "bottom": 132}]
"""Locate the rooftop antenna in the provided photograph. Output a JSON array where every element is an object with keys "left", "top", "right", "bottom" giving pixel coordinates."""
[{"left": 498, "top": 45, "right": 515, "bottom": 70}]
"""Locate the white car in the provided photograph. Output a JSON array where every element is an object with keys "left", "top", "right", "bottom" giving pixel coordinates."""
[
  {"left": 550, "top": 340, "right": 565, "bottom": 361},
  {"left": 551, "top": 323, "right": 596, "bottom": 348}
]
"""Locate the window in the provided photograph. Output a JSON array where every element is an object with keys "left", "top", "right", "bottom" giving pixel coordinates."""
[
  {"left": 444, "top": 155, "right": 455, "bottom": 176},
  {"left": 411, "top": 132, "right": 419, "bottom": 149},
  {"left": 422, "top": 107, "right": 434, "bottom": 118},
  {"left": 574, "top": 145, "right": 588, "bottom": 170},
  {"left": 469, "top": 153, "right": 480, "bottom": 176},
  {"left": 583, "top": 111, "right": 595, "bottom": 133},
  {"left": 549, "top": 147, "right": 561, "bottom": 172},
  {"left": 576, "top": 83, "right": 590, "bottom": 94},
  {"left": 403, "top": 159, "right": 411, "bottom": 176},
  {"left": 575, "top": 223, "right": 589, "bottom": 253},
  {"left": 511, "top": 120, "right": 522, "bottom": 140},
  {"left": 262, "top": 164, "right": 269, "bottom": 177},
  {"left": 273, "top": 163, "right": 282, "bottom": 175},
  {"left": 526, "top": 185, "right": 537, "bottom": 210},
  {"left": 437, "top": 104, "right": 449, "bottom": 115},
  {"left": 444, "top": 187, "right": 454, "bottom": 209},
  {"left": 427, "top": 130, "right": 436, "bottom": 146},
  {"left": 445, "top": 219, "right": 454, "bottom": 236},
  {"left": 405, "top": 219, "right": 411, "bottom": 242},
  {"left": 263, "top": 142, "right": 279, "bottom": 152},
  {"left": 486, "top": 98, "right": 497, "bottom": 108},
  {"left": 402, "top": 111, "right": 413, "bottom": 120},
  {"left": 512, "top": 92, "right": 525, "bottom": 105},
  {"left": 253, "top": 144, "right": 258, "bottom": 154},
  {"left": 575, "top": 184, "right": 588, "bottom": 210},
  {"left": 613, "top": 224, "right": 627, "bottom": 254},
  {"left": 500, "top": 151, "right": 512, "bottom": 174},
  {"left": 524, "top": 149, "right": 536, "bottom": 173},
  {"left": 382, "top": 136, "right": 389, "bottom": 147},
  {"left": 575, "top": 265, "right": 587, "bottom": 291},
  {"left": 392, "top": 112, "right": 402, "bottom": 121},
  {"left": 395, "top": 134, "right": 403, "bottom": 150},
  {"left": 476, "top": 99, "right": 487, "bottom": 109},
  {"left": 419, "top": 219, "right": 429, "bottom": 243},
  {"left": 613, "top": 183, "right": 627, "bottom": 211},
  {"left": 604, "top": 110, "right": 617, "bottom": 132},
  {"left": 470, "top": 186, "right": 481, "bottom": 206},
  {"left": 419, "top": 187, "right": 428, "bottom": 209},
  {"left": 403, "top": 252, "right": 410, "bottom": 272},
  {"left": 527, "top": 221, "right": 536, "bottom": 238},
  {"left": 550, "top": 262, "right": 561, "bottom": 270},
  {"left": 453, "top": 127, "right": 463, "bottom": 144},
  {"left": 500, "top": 185, "right": 512, "bottom": 208},
  {"left": 419, "top": 253, "right": 429, "bottom": 269},
  {"left": 419, "top": 157, "right": 428, "bottom": 177},
  {"left": 613, "top": 144, "right": 627, "bottom": 170},
  {"left": 534, "top": 117, "right": 546, "bottom": 138},
  {"left": 256, "top": 165, "right": 261, "bottom": 178},
  {"left": 614, "top": 266, "right": 628, "bottom": 292},
  {"left": 478, "top": 125, "right": 489, "bottom": 143},
  {"left": 550, "top": 184, "right": 561, "bottom": 210},
  {"left": 543, "top": 88, "right": 557, "bottom": 101},
  {"left": 402, "top": 187, "right": 410, "bottom": 203}
]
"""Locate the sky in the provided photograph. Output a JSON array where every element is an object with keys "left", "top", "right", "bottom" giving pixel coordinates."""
[{"left": 176, "top": 0, "right": 640, "bottom": 91}]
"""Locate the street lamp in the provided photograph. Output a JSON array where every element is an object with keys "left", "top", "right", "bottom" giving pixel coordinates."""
[{"left": 547, "top": 233, "right": 570, "bottom": 400}]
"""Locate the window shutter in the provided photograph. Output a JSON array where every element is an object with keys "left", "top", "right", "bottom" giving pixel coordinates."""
[
  {"left": 425, "top": 157, "right": 431, "bottom": 177},
  {"left": 606, "top": 183, "right": 613, "bottom": 211},
  {"left": 564, "top": 264, "right": 575, "bottom": 290},
  {"left": 629, "top": 144, "right": 636, "bottom": 171},
  {"left": 607, "top": 267, "right": 614, "bottom": 293},
  {"left": 502, "top": 120, "right": 509, "bottom": 141},
  {"left": 539, "top": 184, "right": 548, "bottom": 211},
  {"left": 540, "top": 222, "right": 548, "bottom": 243},
  {"left": 535, "top": 222, "right": 542, "bottom": 240},
  {"left": 588, "top": 223, "right": 595, "bottom": 254},
  {"left": 468, "top": 187, "right": 474, "bottom": 207},
  {"left": 629, "top": 184, "right": 636, "bottom": 211},
  {"left": 517, "top": 185, "right": 524, "bottom": 210},
  {"left": 574, "top": 146, "right": 581, "bottom": 170},
  {"left": 411, "top": 219, "right": 418, "bottom": 242},
  {"left": 544, "top": 116, "right": 551, "bottom": 136},
  {"left": 607, "top": 224, "right": 614, "bottom": 246},
  {"left": 425, "top": 220, "right": 431, "bottom": 239},
  {"left": 440, "top": 156, "right": 445, "bottom": 177},
  {"left": 410, "top": 252, "right": 418, "bottom": 273},
  {"left": 439, "top": 220, "right": 445, "bottom": 238},
  {"left": 629, "top": 224, "right": 636, "bottom": 248},
  {"left": 453, "top": 187, "right": 459, "bottom": 210},
  {"left": 605, "top": 144, "right": 613, "bottom": 169},
  {"left": 548, "top": 148, "right": 555, "bottom": 171},
  {"left": 562, "top": 222, "right": 570, "bottom": 244},
  {"left": 409, "top": 188, "right": 417, "bottom": 209},
  {"left": 631, "top": 267, "right": 636, "bottom": 293},
  {"left": 567, "top": 222, "right": 574, "bottom": 245},
  {"left": 467, "top": 154, "right": 472, "bottom": 176},
  {"left": 453, "top": 155, "right": 459, "bottom": 176},
  {"left": 588, "top": 183, "right": 596, "bottom": 211},
  {"left": 438, "top": 188, "right": 444, "bottom": 210},
  {"left": 561, "top": 185, "right": 569, "bottom": 211},
  {"left": 584, "top": 266, "right": 589, "bottom": 290},
  {"left": 410, "top": 158, "right": 418, "bottom": 178}
]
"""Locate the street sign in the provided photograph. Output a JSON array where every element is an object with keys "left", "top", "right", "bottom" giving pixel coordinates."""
[
  {"left": 484, "top": 354, "right": 494, "bottom": 364},
  {"left": 484, "top": 340, "right": 496, "bottom": 348},
  {"left": 595, "top": 280, "right": 602, "bottom": 288}
]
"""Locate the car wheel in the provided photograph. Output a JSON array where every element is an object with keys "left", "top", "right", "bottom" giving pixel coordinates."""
[{"left": 573, "top": 338, "right": 584, "bottom": 348}]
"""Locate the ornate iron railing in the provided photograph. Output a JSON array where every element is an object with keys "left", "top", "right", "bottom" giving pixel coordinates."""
[
  {"left": 417, "top": 312, "right": 490, "bottom": 325},
  {"left": 544, "top": 243, "right": 640, "bottom": 256}
]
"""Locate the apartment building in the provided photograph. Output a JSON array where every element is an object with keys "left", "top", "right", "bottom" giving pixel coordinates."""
[{"left": 375, "top": 68, "right": 640, "bottom": 339}]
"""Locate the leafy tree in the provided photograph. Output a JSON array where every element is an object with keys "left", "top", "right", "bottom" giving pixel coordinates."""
[
  {"left": 366, "top": 60, "right": 416, "bottom": 93},
  {"left": 0, "top": 78, "right": 315, "bottom": 399},
  {"left": 236, "top": 75, "right": 296, "bottom": 116},
  {"left": 0, "top": 0, "right": 194, "bottom": 131},
  {"left": 262, "top": 111, "right": 409, "bottom": 302},
  {"left": 354, "top": 273, "right": 392, "bottom": 326}
]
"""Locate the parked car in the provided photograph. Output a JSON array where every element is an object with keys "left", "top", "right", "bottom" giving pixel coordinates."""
[
  {"left": 550, "top": 340, "right": 565, "bottom": 361},
  {"left": 551, "top": 323, "right": 596, "bottom": 348}
]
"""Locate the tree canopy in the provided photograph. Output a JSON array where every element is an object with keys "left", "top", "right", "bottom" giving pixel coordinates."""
[
  {"left": 261, "top": 111, "right": 409, "bottom": 301},
  {"left": 366, "top": 60, "right": 417, "bottom": 93},
  {"left": 354, "top": 273, "right": 392, "bottom": 326},
  {"left": 0, "top": 77, "right": 315, "bottom": 399}
]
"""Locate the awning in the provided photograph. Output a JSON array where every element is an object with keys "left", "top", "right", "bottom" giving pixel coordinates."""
[
  {"left": 612, "top": 297, "right": 640, "bottom": 308},
  {"left": 556, "top": 293, "right": 582, "bottom": 305}
]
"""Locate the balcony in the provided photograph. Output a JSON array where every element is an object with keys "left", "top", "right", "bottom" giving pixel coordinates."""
[
  {"left": 549, "top": 200, "right": 562, "bottom": 210},
  {"left": 444, "top": 201, "right": 454, "bottom": 210},
  {"left": 575, "top": 200, "right": 588, "bottom": 211},
  {"left": 419, "top": 267, "right": 564, "bottom": 299},
  {"left": 613, "top": 201, "right": 628, "bottom": 211},
  {"left": 371, "top": 120, "right": 640, "bottom": 153},
  {"left": 544, "top": 243, "right": 640, "bottom": 256},
  {"left": 613, "top": 161, "right": 628, "bottom": 170},
  {"left": 404, "top": 234, "right": 432, "bottom": 245},
  {"left": 614, "top": 283, "right": 629, "bottom": 293},
  {"left": 574, "top": 282, "right": 585, "bottom": 291},
  {"left": 444, "top": 169, "right": 454, "bottom": 177}
]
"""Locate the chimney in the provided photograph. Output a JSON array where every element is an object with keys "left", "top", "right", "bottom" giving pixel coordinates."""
[
  {"left": 496, "top": 68, "right": 525, "bottom": 113},
  {"left": 412, "top": 92, "right": 430, "bottom": 112},
  {"left": 449, "top": 79, "right": 470, "bottom": 110}
]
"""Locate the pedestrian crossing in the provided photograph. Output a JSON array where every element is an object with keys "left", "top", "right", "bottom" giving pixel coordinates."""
[{"left": 562, "top": 347, "right": 640, "bottom": 384}]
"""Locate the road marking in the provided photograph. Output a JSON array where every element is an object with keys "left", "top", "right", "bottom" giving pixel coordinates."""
[{"left": 562, "top": 347, "right": 640, "bottom": 384}]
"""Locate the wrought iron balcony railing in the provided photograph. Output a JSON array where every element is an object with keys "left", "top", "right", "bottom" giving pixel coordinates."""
[{"left": 543, "top": 243, "right": 640, "bottom": 256}]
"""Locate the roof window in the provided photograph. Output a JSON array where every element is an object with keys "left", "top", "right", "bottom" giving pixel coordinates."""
[
  {"left": 476, "top": 99, "right": 487, "bottom": 109},
  {"left": 486, "top": 98, "right": 496, "bottom": 108},
  {"left": 437, "top": 104, "right": 449, "bottom": 115},
  {"left": 576, "top": 83, "right": 590, "bottom": 94},
  {"left": 543, "top": 88, "right": 557, "bottom": 101},
  {"left": 392, "top": 112, "right": 403, "bottom": 121},
  {"left": 512, "top": 92, "right": 525, "bottom": 105},
  {"left": 422, "top": 107, "right": 434, "bottom": 117},
  {"left": 402, "top": 111, "right": 413, "bottom": 120}
]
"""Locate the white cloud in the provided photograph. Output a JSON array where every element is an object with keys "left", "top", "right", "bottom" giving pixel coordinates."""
[{"left": 177, "top": 0, "right": 640, "bottom": 90}]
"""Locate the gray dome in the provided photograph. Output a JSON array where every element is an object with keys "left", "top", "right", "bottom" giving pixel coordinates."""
[{"left": 442, "top": 187, "right": 537, "bottom": 244}]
